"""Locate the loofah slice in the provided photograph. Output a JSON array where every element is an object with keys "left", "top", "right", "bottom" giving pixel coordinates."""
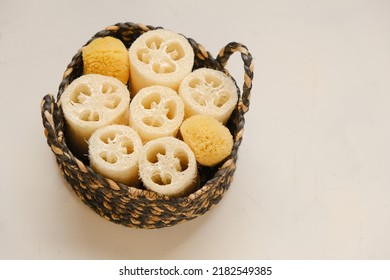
[
  {"left": 89, "top": 125, "right": 142, "bottom": 186},
  {"left": 180, "top": 115, "right": 233, "bottom": 166},
  {"left": 82, "top": 36, "right": 130, "bottom": 84},
  {"left": 129, "top": 85, "right": 184, "bottom": 143},
  {"left": 138, "top": 137, "right": 197, "bottom": 197},
  {"left": 128, "top": 29, "right": 194, "bottom": 94},
  {"left": 179, "top": 68, "right": 238, "bottom": 124},
  {"left": 60, "top": 74, "right": 130, "bottom": 156}
]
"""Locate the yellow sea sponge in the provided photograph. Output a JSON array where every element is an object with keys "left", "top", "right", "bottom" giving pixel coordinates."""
[
  {"left": 82, "top": 36, "right": 130, "bottom": 84},
  {"left": 180, "top": 115, "right": 233, "bottom": 166}
]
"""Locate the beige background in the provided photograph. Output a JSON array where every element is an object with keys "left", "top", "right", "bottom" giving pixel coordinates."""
[{"left": 1, "top": 0, "right": 389, "bottom": 259}]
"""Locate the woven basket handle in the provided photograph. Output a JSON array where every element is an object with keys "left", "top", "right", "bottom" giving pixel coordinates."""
[
  {"left": 41, "top": 94, "right": 63, "bottom": 149},
  {"left": 216, "top": 42, "right": 254, "bottom": 114}
]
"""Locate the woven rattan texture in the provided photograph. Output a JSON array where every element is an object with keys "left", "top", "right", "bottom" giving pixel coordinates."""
[{"left": 41, "top": 22, "right": 253, "bottom": 229}]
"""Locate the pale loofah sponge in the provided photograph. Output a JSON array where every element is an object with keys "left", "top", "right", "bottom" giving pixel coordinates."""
[
  {"left": 60, "top": 74, "right": 130, "bottom": 157},
  {"left": 129, "top": 85, "right": 184, "bottom": 142},
  {"left": 89, "top": 125, "right": 142, "bottom": 186},
  {"left": 138, "top": 137, "right": 198, "bottom": 197},
  {"left": 82, "top": 36, "right": 130, "bottom": 84},
  {"left": 179, "top": 68, "right": 238, "bottom": 124},
  {"left": 180, "top": 115, "right": 233, "bottom": 166},
  {"left": 128, "top": 29, "right": 194, "bottom": 94}
]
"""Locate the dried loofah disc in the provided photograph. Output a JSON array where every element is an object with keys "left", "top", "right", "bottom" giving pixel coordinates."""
[
  {"left": 138, "top": 137, "right": 197, "bottom": 197},
  {"left": 129, "top": 85, "right": 184, "bottom": 143},
  {"left": 89, "top": 124, "right": 142, "bottom": 186},
  {"left": 179, "top": 68, "right": 238, "bottom": 124},
  {"left": 128, "top": 29, "right": 194, "bottom": 94}
]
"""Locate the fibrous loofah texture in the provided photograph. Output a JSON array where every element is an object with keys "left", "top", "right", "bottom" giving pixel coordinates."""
[
  {"left": 129, "top": 85, "right": 184, "bottom": 143},
  {"left": 82, "top": 36, "right": 130, "bottom": 84},
  {"left": 139, "top": 137, "right": 197, "bottom": 197},
  {"left": 89, "top": 125, "right": 142, "bottom": 186},
  {"left": 180, "top": 115, "right": 233, "bottom": 167},
  {"left": 179, "top": 68, "right": 238, "bottom": 124},
  {"left": 128, "top": 29, "right": 194, "bottom": 94},
  {"left": 60, "top": 74, "right": 130, "bottom": 156}
]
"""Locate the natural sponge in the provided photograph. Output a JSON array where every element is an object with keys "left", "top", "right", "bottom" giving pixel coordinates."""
[
  {"left": 60, "top": 74, "right": 130, "bottom": 157},
  {"left": 89, "top": 125, "right": 142, "bottom": 186},
  {"left": 138, "top": 137, "right": 197, "bottom": 197},
  {"left": 179, "top": 68, "right": 238, "bottom": 124},
  {"left": 128, "top": 29, "right": 194, "bottom": 94},
  {"left": 129, "top": 85, "right": 184, "bottom": 142},
  {"left": 82, "top": 36, "right": 130, "bottom": 84},
  {"left": 180, "top": 115, "right": 233, "bottom": 166}
]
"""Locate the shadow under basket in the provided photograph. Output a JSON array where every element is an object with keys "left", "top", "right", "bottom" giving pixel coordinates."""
[{"left": 40, "top": 22, "right": 254, "bottom": 229}]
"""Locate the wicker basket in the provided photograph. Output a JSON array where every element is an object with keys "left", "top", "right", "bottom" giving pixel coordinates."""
[{"left": 40, "top": 22, "right": 254, "bottom": 229}]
